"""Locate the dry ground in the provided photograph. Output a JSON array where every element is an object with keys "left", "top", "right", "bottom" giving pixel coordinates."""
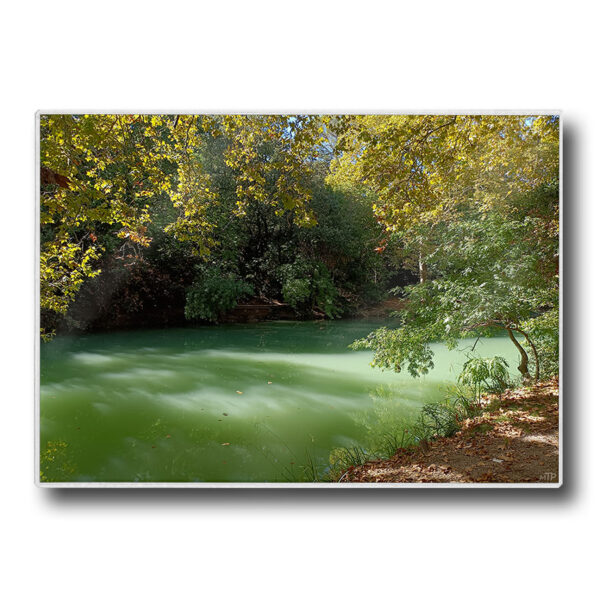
[{"left": 344, "top": 378, "right": 559, "bottom": 484}]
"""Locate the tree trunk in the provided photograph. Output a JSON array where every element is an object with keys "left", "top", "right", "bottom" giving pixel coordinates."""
[
  {"left": 515, "top": 327, "right": 540, "bottom": 382},
  {"left": 506, "top": 327, "right": 531, "bottom": 381}
]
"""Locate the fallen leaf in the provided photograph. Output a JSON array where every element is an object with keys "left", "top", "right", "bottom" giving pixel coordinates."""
[
  {"left": 236, "top": 391, "right": 243, "bottom": 394},
  {"left": 221, "top": 442, "right": 230, "bottom": 446}
]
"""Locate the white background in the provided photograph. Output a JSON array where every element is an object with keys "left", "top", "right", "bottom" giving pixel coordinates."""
[{"left": 1, "top": 1, "right": 597, "bottom": 598}]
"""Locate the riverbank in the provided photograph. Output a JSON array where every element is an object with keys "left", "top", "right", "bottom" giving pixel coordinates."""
[
  {"left": 221, "top": 296, "right": 405, "bottom": 323},
  {"left": 342, "top": 378, "right": 559, "bottom": 484},
  {"left": 48, "top": 293, "right": 405, "bottom": 334}
]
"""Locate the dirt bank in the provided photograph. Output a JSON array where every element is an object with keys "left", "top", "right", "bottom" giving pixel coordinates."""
[{"left": 343, "top": 378, "right": 559, "bottom": 484}]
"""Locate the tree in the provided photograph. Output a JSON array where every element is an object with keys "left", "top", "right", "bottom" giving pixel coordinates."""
[
  {"left": 333, "top": 115, "right": 559, "bottom": 382},
  {"left": 328, "top": 115, "right": 558, "bottom": 230},
  {"left": 185, "top": 123, "right": 391, "bottom": 320},
  {"left": 41, "top": 114, "right": 395, "bottom": 334},
  {"left": 40, "top": 115, "right": 331, "bottom": 336},
  {"left": 40, "top": 114, "right": 216, "bottom": 336},
  {"left": 351, "top": 187, "right": 559, "bottom": 382}
]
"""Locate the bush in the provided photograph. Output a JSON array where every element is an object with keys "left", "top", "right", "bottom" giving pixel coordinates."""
[
  {"left": 185, "top": 266, "right": 253, "bottom": 322},
  {"left": 419, "top": 402, "right": 462, "bottom": 437},
  {"left": 281, "top": 277, "right": 311, "bottom": 308},
  {"left": 458, "top": 356, "right": 510, "bottom": 401},
  {"left": 278, "top": 258, "right": 341, "bottom": 318}
]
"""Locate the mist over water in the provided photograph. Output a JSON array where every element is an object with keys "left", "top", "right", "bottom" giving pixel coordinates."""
[{"left": 40, "top": 321, "right": 518, "bottom": 482}]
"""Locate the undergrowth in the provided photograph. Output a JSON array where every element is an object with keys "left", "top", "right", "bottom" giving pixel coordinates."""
[
  {"left": 288, "top": 355, "right": 516, "bottom": 482},
  {"left": 325, "top": 387, "right": 481, "bottom": 482}
]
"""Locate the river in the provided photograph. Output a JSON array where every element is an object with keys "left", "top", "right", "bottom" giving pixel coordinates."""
[{"left": 39, "top": 320, "right": 518, "bottom": 483}]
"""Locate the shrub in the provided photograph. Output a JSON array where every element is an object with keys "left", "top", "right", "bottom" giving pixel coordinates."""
[
  {"left": 278, "top": 258, "right": 341, "bottom": 318},
  {"left": 185, "top": 266, "right": 253, "bottom": 322},
  {"left": 419, "top": 402, "right": 461, "bottom": 437},
  {"left": 458, "top": 356, "right": 510, "bottom": 402},
  {"left": 281, "top": 277, "right": 311, "bottom": 308}
]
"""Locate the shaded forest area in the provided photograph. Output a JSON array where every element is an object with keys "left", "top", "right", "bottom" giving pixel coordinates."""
[{"left": 41, "top": 115, "right": 410, "bottom": 334}]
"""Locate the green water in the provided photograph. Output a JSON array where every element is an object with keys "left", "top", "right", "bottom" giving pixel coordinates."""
[{"left": 39, "top": 320, "right": 518, "bottom": 483}]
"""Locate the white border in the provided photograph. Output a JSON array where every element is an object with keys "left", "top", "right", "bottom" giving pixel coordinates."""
[
  {"left": 35, "top": 111, "right": 41, "bottom": 489},
  {"left": 35, "top": 110, "right": 562, "bottom": 489}
]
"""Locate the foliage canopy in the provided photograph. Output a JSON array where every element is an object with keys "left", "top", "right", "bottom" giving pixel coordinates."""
[{"left": 40, "top": 113, "right": 559, "bottom": 382}]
